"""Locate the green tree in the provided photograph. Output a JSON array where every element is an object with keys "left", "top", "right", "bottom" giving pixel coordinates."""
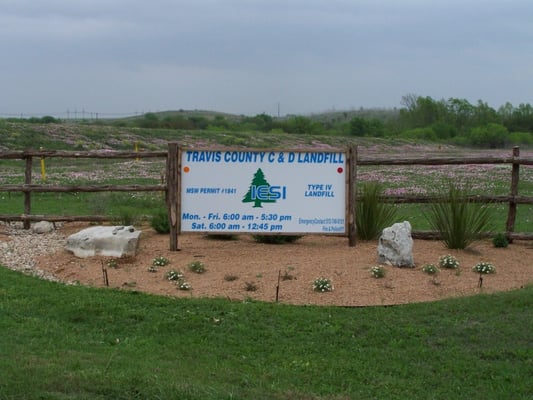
[
  {"left": 473, "top": 100, "right": 499, "bottom": 126},
  {"left": 139, "top": 113, "right": 159, "bottom": 128},
  {"left": 283, "top": 116, "right": 322, "bottom": 134},
  {"left": 349, "top": 117, "right": 370, "bottom": 136},
  {"left": 445, "top": 98, "right": 475, "bottom": 129},
  {"left": 467, "top": 123, "right": 509, "bottom": 148},
  {"left": 242, "top": 168, "right": 276, "bottom": 208},
  {"left": 399, "top": 95, "right": 444, "bottom": 128},
  {"left": 509, "top": 103, "right": 533, "bottom": 132},
  {"left": 250, "top": 113, "right": 274, "bottom": 132}
]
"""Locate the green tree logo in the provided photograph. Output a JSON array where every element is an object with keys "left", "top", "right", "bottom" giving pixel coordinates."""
[{"left": 242, "top": 168, "right": 277, "bottom": 208}]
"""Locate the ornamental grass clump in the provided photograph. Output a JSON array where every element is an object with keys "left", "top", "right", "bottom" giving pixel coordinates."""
[
  {"left": 312, "top": 277, "right": 333, "bottom": 292},
  {"left": 439, "top": 255, "right": 460, "bottom": 269},
  {"left": 356, "top": 182, "right": 398, "bottom": 240},
  {"left": 424, "top": 180, "right": 492, "bottom": 249},
  {"left": 150, "top": 208, "right": 170, "bottom": 234}
]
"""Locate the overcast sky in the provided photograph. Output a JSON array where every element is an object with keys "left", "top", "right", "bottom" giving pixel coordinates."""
[{"left": 1, "top": 0, "right": 532, "bottom": 118}]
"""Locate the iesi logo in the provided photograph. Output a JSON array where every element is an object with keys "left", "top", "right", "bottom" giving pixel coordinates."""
[{"left": 242, "top": 168, "right": 286, "bottom": 208}]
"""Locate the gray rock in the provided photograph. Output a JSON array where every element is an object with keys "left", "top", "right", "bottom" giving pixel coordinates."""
[
  {"left": 377, "top": 221, "right": 414, "bottom": 267},
  {"left": 32, "top": 221, "right": 55, "bottom": 234},
  {"left": 65, "top": 225, "right": 141, "bottom": 258}
]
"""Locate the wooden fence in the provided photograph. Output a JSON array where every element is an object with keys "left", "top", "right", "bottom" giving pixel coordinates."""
[
  {"left": 1, "top": 145, "right": 533, "bottom": 246},
  {"left": 0, "top": 149, "right": 167, "bottom": 228}
]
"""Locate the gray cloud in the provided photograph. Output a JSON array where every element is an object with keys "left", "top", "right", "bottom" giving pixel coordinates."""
[{"left": 1, "top": 0, "right": 532, "bottom": 117}]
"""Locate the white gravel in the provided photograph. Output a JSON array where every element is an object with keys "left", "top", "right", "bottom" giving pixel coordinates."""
[{"left": 0, "top": 222, "right": 66, "bottom": 281}]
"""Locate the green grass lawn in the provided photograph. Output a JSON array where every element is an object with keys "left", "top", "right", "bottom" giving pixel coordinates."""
[{"left": 1, "top": 267, "right": 532, "bottom": 399}]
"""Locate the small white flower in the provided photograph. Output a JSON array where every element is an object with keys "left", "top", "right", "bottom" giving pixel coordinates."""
[
  {"left": 439, "top": 255, "right": 459, "bottom": 269},
  {"left": 473, "top": 262, "right": 496, "bottom": 274}
]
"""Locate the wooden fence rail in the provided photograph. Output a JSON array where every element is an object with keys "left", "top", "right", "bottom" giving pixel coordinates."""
[
  {"left": 0, "top": 150, "right": 167, "bottom": 229},
  {"left": 1, "top": 145, "right": 533, "bottom": 241}
]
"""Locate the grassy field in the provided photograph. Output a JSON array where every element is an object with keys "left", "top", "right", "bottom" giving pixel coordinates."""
[
  {"left": 2, "top": 150, "right": 532, "bottom": 232},
  {"left": 1, "top": 267, "right": 532, "bottom": 399}
]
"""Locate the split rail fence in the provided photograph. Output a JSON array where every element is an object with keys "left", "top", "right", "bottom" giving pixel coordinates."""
[{"left": 1, "top": 145, "right": 533, "bottom": 247}]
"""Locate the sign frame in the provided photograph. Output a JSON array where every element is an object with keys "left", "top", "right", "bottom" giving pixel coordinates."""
[{"left": 166, "top": 143, "right": 357, "bottom": 249}]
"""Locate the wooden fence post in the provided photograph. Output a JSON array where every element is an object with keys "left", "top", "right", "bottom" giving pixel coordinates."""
[
  {"left": 166, "top": 143, "right": 180, "bottom": 251},
  {"left": 348, "top": 145, "right": 357, "bottom": 247},
  {"left": 505, "top": 146, "right": 520, "bottom": 243},
  {"left": 23, "top": 154, "right": 32, "bottom": 229}
]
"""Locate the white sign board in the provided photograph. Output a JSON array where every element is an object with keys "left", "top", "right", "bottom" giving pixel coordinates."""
[{"left": 180, "top": 149, "right": 347, "bottom": 234}]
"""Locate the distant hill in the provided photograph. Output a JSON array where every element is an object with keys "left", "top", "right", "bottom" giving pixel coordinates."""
[{"left": 118, "top": 109, "right": 246, "bottom": 123}]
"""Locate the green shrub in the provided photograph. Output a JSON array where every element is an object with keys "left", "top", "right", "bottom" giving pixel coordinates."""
[
  {"left": 111, "top": 207, "right": 140, "bottom": 226},
  {"left": 492, "top": 233, "right": 509, "bottom": 248},
  {"left": 356, "top": 182, "right": 398, "bottom": 240},
  {"left": 370, "top": 266, "right": 386, "bottom": 279},
  {"left": 152, "top": 256, "right": 170, "bottom": 267},
  {"left": 424, "top": 180, "right": 492, "bottom": 249},
  {"left": 422, "top": 264, "right": 439, "bottom": 275},
  {"left": 252, "top": 235, "right": 303, "bottom": 244},
  {"left": 166, "top": 269, "right": 183, "bottom": 281},
  {"left": 188, "top": 261, "right": 206, "bottom": 274},
  {"left": 245, "top": 281, "right": 258, "bottom": 292},
  {"left": 312, "top": 277, "right": 333, "bottom": 292},
  {"left": 472, "top": 262, "right": 496, "bottom": 274},
  {"left": 466, "top": 123, "right": 509, "bottom": 148},
  {"left": 150, "top": 208, "right": 170, "bottom": 234}
]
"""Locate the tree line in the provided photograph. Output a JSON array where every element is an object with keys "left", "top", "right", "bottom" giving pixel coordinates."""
[
  {"left": 128, "top": 96, "right": 533, "bottom": 148},
  {"left": 5, "top": 95, "right": 533, "bottom": 148}
]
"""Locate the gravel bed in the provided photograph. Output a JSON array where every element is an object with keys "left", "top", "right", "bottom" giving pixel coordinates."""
[{"left": 0, "top": 222, "right": 66, "bottom": 281}]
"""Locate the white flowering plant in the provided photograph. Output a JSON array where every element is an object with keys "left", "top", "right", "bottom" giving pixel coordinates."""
[
  {"left": 166, "top": 269, "right": 184, "bottom": 281},
  {"left": 148, "top": 265, "right": 158, "bottom": 273},
  {"left": 177, "top": 280, "right": 192, "bottom": 290},
  {"left": 472, "top": 262, "right": 496, "bottom": 274},
  {"left": 152, "top": 256, "right": 170, "bottom": 267},
  {"left": 370, "top": 265, "right": 386, "bottom": 279},
  {"left": 422, "top": 263, "right": 439, "bottom": 275},
  {"left": 313, "top": 277, "right": 333, "bottom": 292},
  {"left": 188, "top": 260, "right": 206, "bottom": 274},
  {"left": 439, "top": 255, "right": 460, "bottom": 269}
]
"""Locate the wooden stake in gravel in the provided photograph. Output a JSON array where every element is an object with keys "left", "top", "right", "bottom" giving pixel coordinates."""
[
  {"left": 275, "top": 270, "right": 281, "bottom": 302},
  {"left": 101, "top": 261, "right": 109, "bottom": 287}
]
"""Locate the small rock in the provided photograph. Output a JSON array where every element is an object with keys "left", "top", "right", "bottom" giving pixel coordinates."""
[{"left": 32, "top": 221, "right": 55, "bottom": 234}]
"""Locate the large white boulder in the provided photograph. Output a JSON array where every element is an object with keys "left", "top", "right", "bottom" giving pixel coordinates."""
[
  {"left": 65, "top": 225, "right": 141, "bottom": 258},
  {"left": 377, "top": 221, "right": 414, "bottom": 267}
]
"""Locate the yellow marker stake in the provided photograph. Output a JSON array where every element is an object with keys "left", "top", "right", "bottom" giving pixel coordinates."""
[
  {"left": 135, "top": 142, "right": 139, "bottom": 162},
  {"left": 40, "top": 147, "right": 47, "bottom": 182}
]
